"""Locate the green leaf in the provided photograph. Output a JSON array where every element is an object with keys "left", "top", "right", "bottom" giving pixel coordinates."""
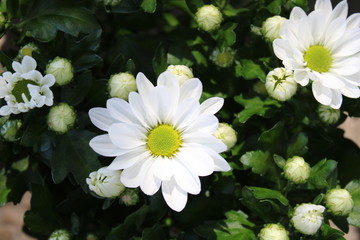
[
  {"left": 320, "top": 223, "right": 345, "bottom": 240},
  {"left": 246, "top": 186, "right": 289, "bottom": 206},
  {"left": 142, "top": 224, "right": 166, "bottom": 240},
  {"left": 152, "top": 42, "right": 169, "bottom": 77},
  {"left": 308, "top": 159, "right": 337, "bottom": 189},
  {"left": 0, "top": 51, "right": 12, "bottom": 70},
  {"left": 286, "top": 132, "right": 308, "bottom": 157},
  {"left": 240, "top": 150, "right": 270, "bottom": 176},
  {"left": 239, "top": 59, "right": 266, "bottom": 81},
  {"left": 185, "top": 0, "right": 204, "bottom": 13},
  {"left": 111, "top": 0, "right": 142, "bottom": 13},
  {"left": 258, "top": 121, "right": 284, "bottom": 150},
  {"left": 61, "top": 70, "right": 93, "bottom": 106},
  {"left": 141, "top": 0, "right": 156, "bottom": 13},
  {"left": 345, "top": 180, "right": 360, "bottom": 228},
  {"left": 213, "top": 23, "right": 237, "bottom": 47},
  {"left": 273, "top": 154, "right": 286, "bottom": 169},
  {"left": 0, "top": 169, "right": 10, "bottom": 206},
  {"left": 267, "top": 0, "right": 282, "bottom": 14}
]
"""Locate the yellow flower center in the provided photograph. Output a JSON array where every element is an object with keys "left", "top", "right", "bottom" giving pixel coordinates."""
[
  {"left": 147, "top": 124, "right": 182, "bottom": 157},
  {"left": 12, "top": 79, "right": 38, "bottom": 102},
  {"left": 304, "top": 45, "right": 332, "bottom": 73}
]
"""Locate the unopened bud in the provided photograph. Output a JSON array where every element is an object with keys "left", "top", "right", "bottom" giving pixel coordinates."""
[
  {"left": 49, "top": 229, "right": 71, "bottom": 240},
  {"left": 195, "top": 5, "right": 223, "bottom": 32},
  {"left": 108, "top": 72, "right": 137, "bottom": 100},
  {"left": 87, "top": 167, "right": 125, "bottom": 198},
  {"left": 47, "top": 103, "right": 76, "bottom": 134},
  {"left": 210, "top": 48, "right": 236, "bottom": 68},
  {"left": 283, "top": 156, "right": 310, "bottom": 184},
  {"left": 262, "top": 16, "right": 286, "bottom": 42},
  {"left": 166, "top": 65, "right": 194, "bottom": 86},
  {"left": 213, "top": 123, "right": 237, "bottom": 151},
  {"left": 291, "top": 203, "right": 325, "bottom": 235},
  {"left": 119, "top": 188, "right": 139, "bottom": 206},
  {"left": 265, "top": 67, "right": 297, "bottom": 101},
  {"left": 325, "top": 188, "right": 354, "bottom": 216},
  {"left": 317, "top": 104, "right": 341, "bottom": 125},
  {"left": 46, "top": 57, "right": 74, "bottom": 86},
  {"left": 258, "top": 223, "right": 289, "bottom": 240}
]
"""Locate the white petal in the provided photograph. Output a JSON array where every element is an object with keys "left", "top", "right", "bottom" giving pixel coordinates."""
[
  {"left": 161, "top": 179, "right": 188, "bottom": 212},
  {"left": 150, "top": 86, "right": 173, "bottom": 123},
  {"left": 177, "top": 145, "right": 214, "bottom": 176},
  {"left": 152, "top": 156, "right": 174, "bottom": 181},
  {"left": 140, "top": 158, "right": 161, "bottom": 195},
  {"left": 136, "top": 72, "right": 154, "bottom": 103},
  {"left": 89, "top": 134, "right": 126, "bottom": 157},
  {"left": 315, "top": 0, "right": 332, "bottom": 12},
  {"left": 12, "top": 62, "right": 22, "bottom": 73},
  {"left": 107, "top": 147, "right": 149, "bottom": 170},
  {"left": 182, "top": 132, "right": 227, "bottom": 153},
  {"left": 312, "top": 81, "right": 332, "bottom": 105},
  {"left": 89, "top": 107, "right": 117, "bottom": 131},
  {"left": 21, "top": 56, "right": 37, "bottom": 73},
  {"left": 106, "top": 98, "right": 140, "bottom": 125},
  {"left": 323, "top": 18, "right": 347, "bottom": 47},
  {"left": 200, "top": 97, "right": 224, "bottom": 115},
  {"left": 121, "top": 158, "right": 149, "bottom": 188},
  {"left": 173, "top": 158, "right": 201, "bottom": 195},
  {"left": 108, "top": 123, "right": 146, "bottom": 149},
  {"left": 273, "top": 39, "right": 292, "bottom": 61},
  {"left": 180, "top": 78, "right": 202, "bottom": 102},
  {"left": 21, "top": 70, "right": 43, "bottom": 83},
  {"left": 210, "top": 150, "right": 231, "bottom": 171},
  {"left": 332, "top": 31, "right": 360, "bottom": 57},
  {"left": 316, "top": 72, "right": 345, "bottom": 89},
  {"left": 332, "top": 57, "right": 360, "bottom": 76},
  {"left": 0, "top": 105, "right": 11, "bottom": 116},
  {"left": 341, "top": 85, "right": 360, "bottom": 98},
  {"left": 289, "top": 7, "right": 307, "bottom": 22},
  {"left": 172, "top": 98, "right": 200, "bottom": 130},
  {"left": 346, "top": 13, "right": 360, "bottom": 29},
  {"left": 329, "top": 89, "right": 342, "bottom": 109},
  {"left": 330, "top": 0, "right": 348, "bottom": 21},
  {"left": 187, "top": 114, "right": 219, "bottom": 134},
  {"left": 41, "top": 74, "right": 55, "bottom": 86},
  {"left": 128, "top": 92, "right": 157, "bottom": 129},
  {"left": 294, "top": 70, "right": 310, "bottom": 86}
]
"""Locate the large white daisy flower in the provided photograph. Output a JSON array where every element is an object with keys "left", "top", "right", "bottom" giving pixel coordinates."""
[
  {"left": 273, "top": 0, "right": 360, "bottom": 109},
  {"left": 0, "top": 56, "right": 55, "bottom": 116},
  {"left": 88, "top": 72, "right": 231, "bottom": 211}
]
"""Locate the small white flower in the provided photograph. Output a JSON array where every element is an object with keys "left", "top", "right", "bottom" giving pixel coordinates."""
[
  {"left": 283, "top": 156, "right": 310, "bottom": 184},
  {"left": 213, "top": 123, "right": 237, "bottom": 151},
  {"left": 46, "top": 57, "right": 74, "bottom": 86},
  {"left": 317, "top": 104, "right": 341, "bottom": 125},
  {"left": 86, "top": 167, "right": 125, "bottom": 198},
  {"left": 166, "top": 65, "right": 194, "bottom": 86},
  {"left": 49, "top": 229, "right": 71, "bottom": 240},
  {"left": 258, "top": 223, "right": 289, "bottom": 240},
  {"left": 273, "top": 0, "right": 360, "bottom": 109},
  {"left": 265, "top": 67, "right": 297, "bottom": 101},
  {"left": 0, "top": 56, "right": 55, "bottom": 116},
  {"left": 47, "top": 103, "right": 76, "bottom": 134},
  {"left": 195, "top": 5, "right": 223, "bottom": 32},
  {"left": 325, "top": 188, "right": 354, "bottom": 216},
  {"left": 262, "top": 16, "right": 287, "bottom": 42},
  {"left": 88, "top": 71, "right": 230, "bottom": 211},
  {"left": 108, "top": 72, "right": 137, "bottom": 100},
  {"left": 291, "top": 203, "right": 325, "bottom": 235},
  {"left": 210, "top": 48, "right": 236, "bottom": 68}
]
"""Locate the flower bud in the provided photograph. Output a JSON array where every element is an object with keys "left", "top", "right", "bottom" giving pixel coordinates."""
[
  {"left": 86, "top": 234, "right": 98, "bottom": 240},
  {"left": 108, "top": 72, "right": 137, "bottom": 100},
  {"left": 265, "top": 67, "right": 297, "bottom": 101},
  {"left": 0, "top": 119, "right": 22, "bottom": 142},
  {"left": 166, "top": 65, "right": 194, "bottom": 86},
  {"left": 258, "top": 223, "right": 289, "bottom": 240},
  {"left": 17, "top": 43, "right": 40, "bottom": 59},
  {"left": 325, "top": 188, "right": 354, "bottom": 216},
  {"left": 47, "top": 103, "right": 76, "bottom": 134},
  {"left": 49, "top": 229, "right": 71, "bottom": 240},
  {"left": 46, "top": 57, "right": 74, "bottom": 86},
  {"left": 291, "top": 203, "right": 325, "bottom": 235},
  {"left": 195, "top": 5, "right": 223, "bottom": 32},
  {"left": 317, "top": 104, "right": 341, "bottom": 125},
  {"left": 262, "top": 16, "right": 286, "bottom": 42},
  {"left": 86, "top": 167, "right": 125, "bottom": 198},
  {"left": 210, "top": 48, "right": 236, "bottom": 68},
  {"left": 119, "top": 188, "right": 139, "bottom": 206},
  {"left": 283, "top": 156, "right": 310, "bottom": 184},
  {"left": 213, "top": 123, "right": 237, "bottom": 151}
]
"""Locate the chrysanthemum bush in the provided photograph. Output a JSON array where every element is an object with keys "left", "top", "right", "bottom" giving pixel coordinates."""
[{"left": 0, "top": 0, "right": 360, "bottom": 239}]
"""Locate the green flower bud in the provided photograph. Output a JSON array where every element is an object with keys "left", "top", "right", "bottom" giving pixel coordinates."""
[
  {"left": 16, "top": 43, "right": 40, "bottom": 59},
  {"left": 119, "top": 188, "right": 139, "bottom": 206},
  {"left": 258, "top": 223, "right": 289, "bottom": 240},
  {"left": 166, "top": 65, "right": 194, "bottom": 86},
  {"left": 213, "top": 123, "right": 237, "bottom": 151},
  {"left": 49, "top": 229, "right": 71, "bottom": 240},
  {"left": 265, "top": 67, "right": 297, "bottom": 101},
  {"left": 108, "top": 72, "right": 137, "bottom": 100},
  {"left": 46, "top": 57, "right": 74, "bottom": 86},
  {"left": 317, "top": 104, "right": 341, "bottom": 125},
  {"left": 210, "top": 48, "right": 236, "bottom": 68},
  {"left": 262, "top": 16, "right": 287, "bottom": 42},
  {"left": 195, "top": 5, "right": 223, "bottom": 32},
  {"left": 283, "top": 156, "right": 310, "bottom": 184},
  {"left": 325, "top": 188, "right": 354, "bottom": 216},
  {"left": 47, "top": 103, "right": 76, "bottom": 134},
  {"left": 0, "top": 119, "right": 22, "bottom": 142},
  {"left": 291, "top": 203, "right": 325, "bottom": 235}
]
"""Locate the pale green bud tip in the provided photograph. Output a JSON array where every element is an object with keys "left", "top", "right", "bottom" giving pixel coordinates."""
[
  {"left": 291, "top": 203, "right": 325, "bottom": 235},
  {"left": 283, "top": 156, "right": 310, "bottom": 184},
  {"left": 195, "top": 5, "right": 223, "bottom": 32},
  {"left": 0, "top": 119, "right": 22, "bottom": 142},
  {"left": 265, "top": 67, "right": 297, "bottom": 102},
  {"left": 166, "top": 65, "right": 194, "bottom": 86},
  {"left": 258, "top": 223, "right": 289, "bottom": 240},
  {"left": 325, "top": 188, "right": 354, "bottom": 216},
  {"left": 18, "top": 43, "right": 40, "bottom": 58},
  {"left": 47, "top": 103, "right": 76, "bottom": 134},
  {"left": 262, "top": 16, "right": 287, "bottom": 42},
  {"left": 46, "top": 57, "right": 74, "bottom": 86},
  {"left": 108, "top": 72, "right": 137, "bottom": 100},
  {"left": 210, "top": 48, "right": 236, "bottom": 68},
  {"left": 213, "top": 123, "right": 237, "bottom": 151},
  {"left": 317, "top": 104, "right": 341, "bottom": 125},
  {"left": 120, "top": 188, "right": 139, "bottom": 206},
  {"left": 86, "top": 167, "right": 125, "bottom": 198},
  {"left": 49, "top": 229, "right": 71, "bottom": 240}
]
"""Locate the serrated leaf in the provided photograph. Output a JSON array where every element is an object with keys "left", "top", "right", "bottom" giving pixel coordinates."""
[
  {"left": 239, "top": 59, "right": 266, "bottom": 80},
  {"left": 287, "top": 132, "right": 308, "bottom": 157},
  {"left": 258, "top": 121, "right": 284, "bottom": 150},
  {"left": 345, "top": 180, "right": 360, "bottom": 227},
  {"left": 213, "top": 23, "right": 237, "bottom": 47},
  {"left": 308, "top": 159, "right": 337, "bottom": 189},
  {"left": 141, "top": 0, "right": 156, "bottom": 13},
  {"left": 246, "top": 186, "right": 289, "bottom": 206},
  {"left": 320, "top": 223, "right": 345, "bottom": 240},
  {"left": 267, "top": 0, "right": 282, "bottom": 14},
  {"left": 240, "top": 150, "right": 270, "bottom": 176}
]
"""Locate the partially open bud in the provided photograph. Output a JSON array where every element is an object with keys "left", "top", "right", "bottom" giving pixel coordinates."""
[
  {"left": 317, "top": 104, "right": 341, "bottom": 125},
  {"left": 17, "top": 43, "right": 40, "bottom": 59},
  {"left": 46, "top": 57, "right": 74, "bottom": 86},
  {"left": 291, "top": 203, "right": 325, "bottom": 235},
  {"left": 0, "top": 119, "right": 22, "bottom": 142},
  {"left": 49, "top": 229, "right": 71, "bottom": 240},
  {"left": 213, "top": 123, "right": 237, "bottom": 151},
  {"left": 195, "top": 5, "right": 223, "bottom": 32},
  {"left": 258, "top": 223, "right": 289, "bottom": 240},
  {"left": 325, "top": 188, "right": 354, "bottom": 216},
  {"left": 283, "top": 156, "right": 310, "bottom": 184},
  {"left": 265, "top": 67, "right": 297, "bottom": 101},
  {"left": 119, "top": 188, "right": 140, "bottom": 206},
  {"left": 262, "top": 16, "right": 286, "bottom": 42},
  {"left": 86, "top": 167, "right": 125, "bottom": 198},
  {"left": 210, "top": 47, "right": 236, "bottom": 68},
  {"left": 108, "top": 72, "right": 137, "bottom": 100},
  {"left": 166, "top": 65, "right": 194, "bottom": 86},
  {"left": 47, "top": 103, "right": 76, "bottom": 134}
]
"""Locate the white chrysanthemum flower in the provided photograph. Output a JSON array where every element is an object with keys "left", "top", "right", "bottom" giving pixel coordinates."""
[
  {"left": 49, "top": 229, "right": 70, "bottom": 240},
  {"left": 213, "top": 123, "right": 237, "bottom": 151},
  {"left": 108, "top": 72, "right": 137, "bottom": 100},
  {"left": 210, "top": 48, "right": 236, "bottom": 68},
  {"left": 166, "top": 65, "right": 194, "bottom": 86},
  {"left": 258, "top": 223, "right": 289, "bottom": 240},
  {"left": 265, "top": 67, "right": 297, "bottom": 101},
  {"left": 317, "top": 104, "right": 341, "bottom": 124},
  {"left": 46, "top": 57, "right": 74, "bottom": 86},
  {"left": 86, "top": 167, "right": 125, "bottom": 198},
  {"left": 273, "top": 0, "right": 360, "bottom": 109},
  {"left": 325, "top": 188, "right": 354, "bottom": 216},
  {"left": 0, "top": 56, "right": 55, "bottom": 116},
  {"left": 47, "top": 103, "right": 76, "bottom": 134},
  {"left": 88, "top": 72, "right": 230, "bottom": 211},
  {"left": 291, "top": 203, "right": 325, "bottom": 235},
  {"left": 283, "top": 156, "right": 310, "bottom": 184},
  {"left": 195, "top": 5, "right": 223, "bottom": 32},
  {"left": 262, "top": 16, "right": 287, "bottom": 42}
]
